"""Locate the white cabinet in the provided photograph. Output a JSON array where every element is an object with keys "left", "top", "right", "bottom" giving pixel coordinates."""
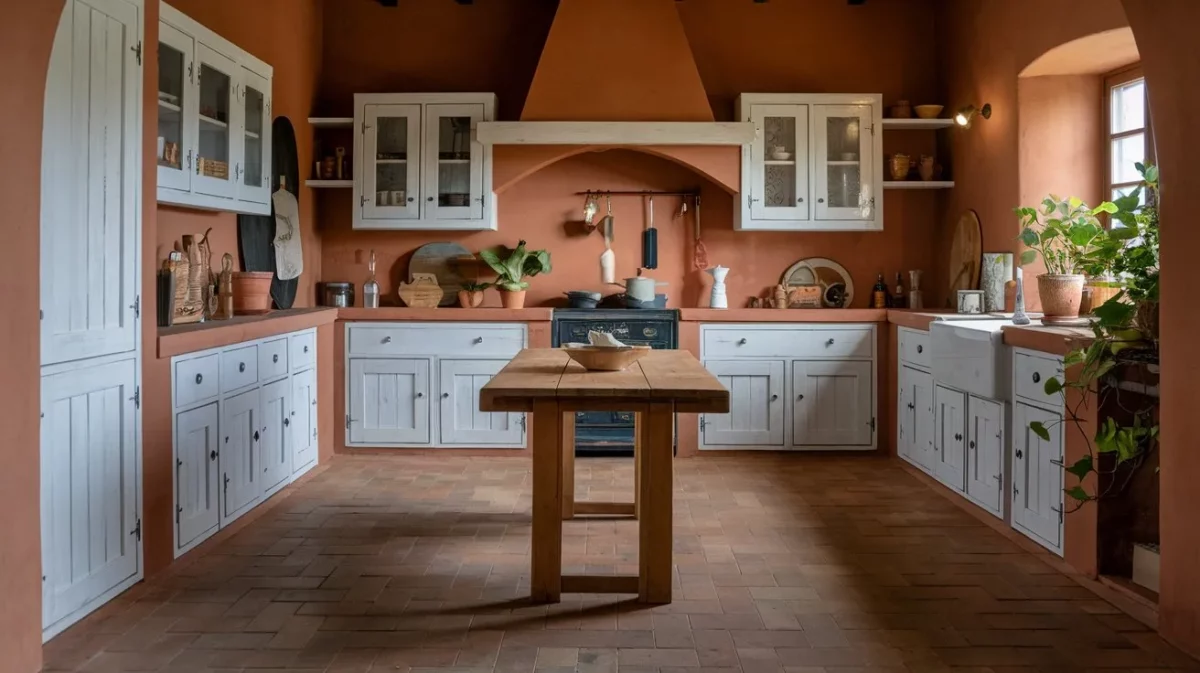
[
  {"left": 171, "top": 327, "right": 318, "bottom": 556},
  {"left": 439, "top": 359, "right": 524, "bottom": 445},
  {"left": 344, "top": 322, "right": 527, "bottom": 449},
  {"left": 157, "top": 4, "right": 273, "bottom": 215},
  {"left": 40, "top": 358, "right": 140, "bottom": 635},
  {"left": 1013, "top": 402, "right": 1064, "bottom": 554},
  {"left": 792, "top": 360, "right": 873, "bottom": 446},
  {"left": 291, "top": 368, "right": 317, "bottom": 474},
  {"left": 898, "top": 365, "right": 934, "bottom": 472},
  {"left": 736, "top": 94, "right": 883, "bottom": 232},
  {"left": 966, "top": 396, "right": 1005, "bottom": 516},
  {"left": 259, "top": 377, "right": 291, "bottom": 498},
  {"left": 175, "top": 403, "right": 219, "bottom": 549},
  {"left": 353, "top": 93, "right": 496, "bottom": 230},
  {"left": 701, "top": 360, "right": 785, "bottom": 447},
  {"left": 699, "top": 324, "right": 876, "bottom": 451},
  {"left": 934, "top": 385, "right": 966, "bottom": 491}
]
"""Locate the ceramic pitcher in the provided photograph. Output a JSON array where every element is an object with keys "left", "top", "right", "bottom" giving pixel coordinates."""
[{"left": 707, "top": 265, "right": 729, "bottom": 309}]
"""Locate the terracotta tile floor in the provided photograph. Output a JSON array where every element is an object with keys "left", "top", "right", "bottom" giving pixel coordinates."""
[{"left": 45, "top": 455, "right": 1199, "bottom": 673}]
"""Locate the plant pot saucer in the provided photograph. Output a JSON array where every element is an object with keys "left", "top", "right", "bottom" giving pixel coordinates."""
[{"left": 1040, "top": 316, "right": 1092, "bottom": 327}]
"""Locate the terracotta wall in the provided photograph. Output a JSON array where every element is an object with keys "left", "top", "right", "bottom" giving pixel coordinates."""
[{"left": 317, "top": 0, "right": 943, "bottom": 308}]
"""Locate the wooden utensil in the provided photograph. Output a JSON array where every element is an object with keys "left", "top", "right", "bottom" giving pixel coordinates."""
[
  {"left": 948, "top": 210, "right": 983, "bottom": 303},
  {"left": 599, "top": 196, "right": 615, "bottom": 284},
  {"left": 398, "top": 272, "right": 444, "bottom": 308},
  {"left": 409, "top": 242, "right": 471, "bottom": 306}
]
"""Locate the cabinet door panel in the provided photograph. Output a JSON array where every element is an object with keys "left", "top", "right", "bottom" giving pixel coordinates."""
[
  {"left": 157, "top": 22, "right": 193, "bottom": 193},
  {"left": 934, "top": 386, "right": 966, "bottom": 491},
  {"left": 41, "top": 0, "right": 139, "bottom": 364},
  {"left": 439, "top": 359, "right": 523, "bottom": 445},
  {"left": 291, "top": 368, "right": 317, "bottom": 473},
  {"left": 424, "top": 103, "right": 485, "bottom": 221},
  {"left": 813, "top": 104, "right": 875, "bottom": 221},
  {"left": 193, "top": 42, "right": 238, "bottom": 199},
  {"left": 237, "top": 68, "right": 271, "bottom": 205},
  {"left": 349, "top": 358, "right": 430, "bottom": 444},
  {"left": 41, "top": 358, "right": 138, "bottom": 630},
  {"left": 911, "top": 368, "right": 935, "bottom": 471},
  {"left": 176, "top": 403, "right": 219, "bottom": 549},
  {"left": 749, "top": 104, "right": 809, "bottom": 221},
  {"left": 701, "top": 360, "right": 784, "bottom": 446},
  {"left": 362, "top": 103, "right": 421, "bottom": 220},
  {"left": 221, "top": 388, "right": 260, "bottom": 523},
  {"left": 1013, "top": 403, "right": 1063, "bottom": 549},
  {"left": 259, "top": 378, "right": 290, "bottom": 496},
  {"left": 793, "top": 360, "right": 872, "bottom": 446},
  {"left": 967, "top": 396, "right": 1004, "bottom": 516}
]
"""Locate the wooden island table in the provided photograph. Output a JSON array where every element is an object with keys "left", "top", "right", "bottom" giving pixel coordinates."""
[{"left": 480, "top": 348, "right": 729, "bottom": 603}]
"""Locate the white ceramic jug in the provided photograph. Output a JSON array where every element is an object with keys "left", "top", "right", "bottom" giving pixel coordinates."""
[{"left": 707, "top": 265, "right": 729, "bottom": 309}]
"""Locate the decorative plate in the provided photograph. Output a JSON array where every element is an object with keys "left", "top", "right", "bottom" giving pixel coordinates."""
[{"left": 781, "top": 257, "right": 855, "bottom": 308}]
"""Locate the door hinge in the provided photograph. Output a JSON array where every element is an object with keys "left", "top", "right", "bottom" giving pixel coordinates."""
[
  {"left": 1054, "top": 506, "right": 1064, "bottom": 524},
  {"left": 224, "top": 473, "right": 229, "bottom": 493},
  {"left": 516, "top": 415, "right": 526, "bottom": 430},
  {"left": 868, "top": 123, "right": 876, "bottom": 136},
  {"left": 131, "top": 295, "right": 140, "bottom": 318},
  {"left": 131, "top": 386, "right": 140, "bottom": 409},
  {"left": 131, "top": 518, "right": 141, "bottom": 541},
  {"left": 39, "top": 309, "right": 43, "bottom": 320},
  {"left": 345, "top": 414, "right": 352, "bottom": 429},
  {"left": 131, "top": 41, "right": 142, "bottom": 65},
  {"left": 870, "top": 417, "right": 876, "bottom": 432},
  {"left": 361, "top": 121, "right": 372, "bottom": 135},
  {"left": 188, "top": 62, "right": 194, "bottom": 83},
  {"left": 699, "top": 417, "right": 706, "bottom": 431},
  {"left": 175, "top": 505, "right": 181, "bottom": 524}
]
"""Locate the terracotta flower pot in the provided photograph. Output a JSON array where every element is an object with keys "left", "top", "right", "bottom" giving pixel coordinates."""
[
  {"left": 1084, "top": 276, "right": 1123, "bottom": 314},
  {"left": 458, "top": 290, "right": 485, "bottom": 308},
  {"left": 1037, "top": 274, "right": 1085, "bottom": 324},
  {"left": 231, "top": 271, "right": 274, "bottom": 315},
  {"left": 499, "top": 289, "right": 526, "bottom": 309}
]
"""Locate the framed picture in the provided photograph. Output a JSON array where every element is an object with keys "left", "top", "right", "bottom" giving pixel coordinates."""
[{"left": 957, "top": 289, "right": 984, "bottom": 314}]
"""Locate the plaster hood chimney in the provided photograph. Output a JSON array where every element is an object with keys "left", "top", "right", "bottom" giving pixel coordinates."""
[{"left": 477, "top": 0, "right": 755, "bottom": 146}]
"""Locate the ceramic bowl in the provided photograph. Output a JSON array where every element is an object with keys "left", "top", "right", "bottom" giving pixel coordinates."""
[
  {"left": 770, "top": 151, "right": 792, "bottom": 161},
  {"left": 563, "top": 344, "right": 652, "bottom": 372},
  {"left": 914, "top": 104, "right": 944, "bottom": 119}
]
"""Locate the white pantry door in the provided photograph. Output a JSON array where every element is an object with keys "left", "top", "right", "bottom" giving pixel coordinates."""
[
  {"left": 792, "top": 360, "right": 873, "bottom": 446},
  {"left": 349, "top": 358, "right": 430, "bottom": 445},
  {"left": 221, "top": 388, "right": 261, "bottom": 524},
  {"left": 41, "top": 0, "right": 141, "bottom": 365},
  {"left": 934, "top": 386, "right": 967, "bottom": 491},
  {"left": 259, "top": 378, "right": 291, "bottom": 496},
  {"left": 175, "top": 403, "right": 219, "bottom": 549},
  {"left": 291, "top": 368, "right": 317, "bottom": 473},
  {"left": 41, "top": 358, "right": 139, "bottom": 632},
  {"left": 439, "top": 359, "right": 523, "bottom": 445},
  {"left": 701, "top": 360, "right": 785, "bottom": 447}
]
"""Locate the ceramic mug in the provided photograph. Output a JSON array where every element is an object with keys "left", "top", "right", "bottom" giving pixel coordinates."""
[
  {"left": 377, "top": 191, "right": 389, "bottom": 206},
  {"left": 390, "top": 190, "right": 406, "bottom": 206}
]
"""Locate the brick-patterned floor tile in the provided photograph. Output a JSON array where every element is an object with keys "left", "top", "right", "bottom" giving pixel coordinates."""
[{"left": 41, "top": 455, "right": 1198, "bottom": 673}]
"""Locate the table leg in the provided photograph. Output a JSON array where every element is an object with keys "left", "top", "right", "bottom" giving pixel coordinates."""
[
  {"left": 531, "top": 400, "right": 563, "bottom": 602},
  {"left": 634, "top": 411, "right": 642, "bottom": 521},
  {"left": 562, "top": 411, "right": 576, "bottom": 520},
  {"left": 638, "top": 401, "right": 674, "bottom": 603}
]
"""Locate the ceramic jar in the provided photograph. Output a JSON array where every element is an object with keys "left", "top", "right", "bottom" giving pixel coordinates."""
[
  {"left": 918, "top": 155, "right": 935, "bottom": 181},
  {"left": 889, "top": 154, "right": 911, "bottom": 181}
]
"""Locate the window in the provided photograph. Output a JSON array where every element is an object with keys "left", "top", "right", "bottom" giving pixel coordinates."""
[{"left": 1105, "top": 66, "right": 1153, "bottom": 212}]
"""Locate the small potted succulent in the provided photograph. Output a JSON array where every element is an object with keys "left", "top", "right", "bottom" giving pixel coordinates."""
[
  {"left": 457, "top": 281, "right": 490, "bottom": 309},
  {"left": 479, "top": 240, "right": 552, "bottom": 309},
  {"left": 1016, "top": 196, "right": 1116, "bottom": 323}
]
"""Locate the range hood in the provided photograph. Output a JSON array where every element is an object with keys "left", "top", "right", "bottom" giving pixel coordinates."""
[{"left": 477, "top": 0, "right": 756, "bottom": 147}]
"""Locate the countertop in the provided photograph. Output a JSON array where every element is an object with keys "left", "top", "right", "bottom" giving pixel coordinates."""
[
  {"left": 158, "top": 307, "right": 338, "bottom": 358},
  {"left": 681, "top": 308, "right": 889, "bottom": 322},
  {"left": 886, "top": 310, "right": 957, "bottom": 330},
  {"left": 338, "top": 307, "right": 554, "bottom": 321},
  {"left": 1002, "top": 323, "right": 1093, "bottom": 356}
]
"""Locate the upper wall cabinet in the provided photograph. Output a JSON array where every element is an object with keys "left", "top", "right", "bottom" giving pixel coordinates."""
[
  {"left": 157, "top": 4, "right": 273, "bottom": 216},
  {"left": 735, "top": 94, "right": 883, "bottom": 232},
  {"left": 353, "top": 93, "right": 497, "bottom": 231}
]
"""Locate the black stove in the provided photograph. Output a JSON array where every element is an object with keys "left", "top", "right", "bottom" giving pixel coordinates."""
[{"left": 552, "top": 308, "right": 679, "bottom": 457}]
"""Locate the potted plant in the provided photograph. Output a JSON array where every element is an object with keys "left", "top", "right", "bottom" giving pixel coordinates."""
[
  {"left": 1112, "top": 163, "right": 1160, "bottom": 339},
  {"left": 457, "top": 281, "right": 490, "bottom": 309},
  {"left": 1016, "top": 196, "right": 1116, "bottom": 323},
  {"left": 479, "top": 240, "right": 552, "bottom": 309},
  {"left": 1077, "top": 229, "right": 1128, "bottom": 314}
]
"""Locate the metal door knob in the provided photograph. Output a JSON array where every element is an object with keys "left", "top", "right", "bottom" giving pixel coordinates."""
[
  {"left": 474, "top": 336, "right": 484, "bottom": 344},
  {"left": 797, "top": 394, "right": 805, "bottom": 401},
  {"left": 770, "top": 394, "right": 779, "bottom": 401},
  {"left": 969, "top": 440, "right": 975, "bottom": 449},
  {"left": 1016, "top": 449, "right": 1024, "bottom": 459},
  {"left": 304, "top": 345, "right": 309, "bottom": 353},
  {"left": 916, "top": 345, "right": 923, "bottom": 354},
  {"left": 907, "top": 402, "right": 915, "bottom": 410},
  {"left": 797, "top": 197, "right": 804, "bottom": 203},
  {"left": 273, "top": 354, "right": 278, "bottom": 363},
  {"left": 818, "top": 198, "right": 825, "bottom": 203},
  {"left": 239, "top": 362, "right": 246, "bottom": 373},
  {"left": 195, "top": 373, "right": 203, "bottom": 385},
  {"left": 408, "top": 196, "right": 414, "bottom": 203},
  {"left": 826, "top": 338, "right": 835, "bottom": 346},
  {"left": 383, "top": 336, "right": 392, "bottom": 343},
  {"left": 442, "top": 392, "right": 450, "bottom": 398},
  {"left": 427, "top": 196, "right": 434, "bottom": 202},
  {"left": 253, "top": 431, "right": 260, "bottom": 442},
  {"left": 284, "top": 418, "right": 290, "bottom": 427},
  {"left": 209, "top": 450, "right": 217, "bottom": 461},
  {"left": 416, "top": 392, "right": 424, "bottom": 398},
  {"left": 737, "top": 338, "right": 747, "bottom": 345},
  {"left": 1032, "top": 372, "right": 1041, "bottom": 383},
  {"left": 954, "top": 433, "right": 962, "bottom": 441}
]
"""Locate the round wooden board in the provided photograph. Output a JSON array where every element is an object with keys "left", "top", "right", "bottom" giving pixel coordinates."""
[
  {"left": 409, "top": 242, "right": 472, "bottom": 307},
  {"left": 949, "top": 210, "right": 982, "bottom": 303}
]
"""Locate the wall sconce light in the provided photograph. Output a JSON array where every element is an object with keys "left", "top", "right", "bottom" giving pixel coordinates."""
[{"left": 954, "top": 103, "right": 992, "bottom": 128}]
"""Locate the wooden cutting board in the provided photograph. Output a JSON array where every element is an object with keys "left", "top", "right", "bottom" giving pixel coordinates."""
[
  {"left": 948, "top": 210, "right": 982, "bottom": 304},
  {"left": 408, "top": 242, "right": 471, "bottom": 307}
]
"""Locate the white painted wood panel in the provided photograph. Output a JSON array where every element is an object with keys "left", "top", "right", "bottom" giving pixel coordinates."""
[
  {"left": 439, "top": 359, "right": 523, "bottom": 446},
  {"left": 898, "top": 366, "right": 915, "bottom": 463},
  {"left": 934, "top": 385, "right": 966, "bottom": 491},
  {"left": 192, "top": 42, "right": 238, "bottom": 200},
  {"left": 175, "top": 402, "right": 218, "bottom": 548},
  {"left": 792, "top": 360, "right": 873, "bottom": 446},
  {"left": 813, "top": 104, "right": 876, "bottom": 223},
  {"left": 349, "top": 358, "right": 430, "bottom": 445},
  {"left": 910, "top": 367, "right": 935, "bottom": 472},
  {"left": 221, "top": 388, "right": 260, "bottom": 524},
  {"left": 360, "top": 103, "right": 421, "bottom": 221},
  {"left": 702, "top": 326, "right": 872, "bottom": 359},
  {"left": 424, "top": 103, "right": 486, "bottom": 221},
  {"left": 41, "top": 0, "right": 140, "bottom": 365},
  {"left": 236, "top": 67, "right": 271, "bottom": 205},
  {"left": 476, "top": 120, "right": 757, "bottom": 146},
  {"left": 749, "top": 104, "right": 809, "bottom": 221},
  {"left": 291, "top": 367, "right": 317, "bottom": 473},
  {"left": 257, "top": 338, "right": 288, "bottom": 381},
  {"left": 41, "top": 358, "right": 138, "bottom": 632},
  {"left": 966, "top": 396, "right": 1004, "bottom": 517},
  {"left": 347, "top": 323, "right": 525, "bottom": 357},
  {"left": 156, "top": 20, "right": 193, "bottom": 193},
  {"left": 701, "top": 360, "right": 784, "bottom": 447},
  {"left": 1013, "top": 402, "right": 1064, "bottom": 553},
  {"left": 259, "top": 378, "right": 291, "bottom": 497}
]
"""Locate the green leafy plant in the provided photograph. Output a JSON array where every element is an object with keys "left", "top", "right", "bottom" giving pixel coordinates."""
[
  {"left": 479, "top": 240, "right": 552, "bottom": 292},
  {"left": 459, "top": 281, "right": 492, "bottom": 292},
  {"left": 1016, "top": 196, "right": 1118, "bottom": 274}
]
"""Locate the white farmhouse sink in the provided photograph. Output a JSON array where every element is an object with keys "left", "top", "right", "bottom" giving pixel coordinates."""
[{"left": 929, "top": 318, "right": 1012, "bottom": 400}]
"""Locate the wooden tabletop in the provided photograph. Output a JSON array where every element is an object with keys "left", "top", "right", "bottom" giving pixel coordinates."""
[{"left": 480, "top": 349, "right": 729, "bottom": 413}]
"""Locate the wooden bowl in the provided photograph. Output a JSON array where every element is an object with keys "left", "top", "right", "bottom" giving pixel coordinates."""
[
  {"left": 563, "top": 345, "right": 652, "bottom": 371},
  {"left": 914, "top": 104, "right": 944, "bottom": 119}
]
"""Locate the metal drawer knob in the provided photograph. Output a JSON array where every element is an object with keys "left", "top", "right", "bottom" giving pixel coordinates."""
[
  {"left": 826, "top": 338, "right": 835, "bottom": 346},
  {"left": 797, "top": 197, "right": 803, "bottom": 203},
  {"left": 771, "top": 394, "right": 779, "bottom": 401},
  {"left": 195, "top": 373, "right": 203, "bottom": 385},
  {"left": 273, "top": 354, "right": 279, "bottom": 363},
  {"left": 383, "top": 336, "right": 392, "bottom": 344},
  {"left": 916, "top": 344, "right": 923, "bottom": 354},
  {"left": 304, "top": 345, "right": 309, "bottom": 353},
  {"left": 474, "top": 337, "right": 484, "bottom": 344},
  {"left": 737, "top": 338, "right": 747, "bottom": 345},
  {"left": 797, "top": 394, "right": 805, "bottom": 401},
  {"left": 239, "top": 362, "right": 246, "bottom": 373},
  {"left": 1032, "top": 372, "right": 1041, "bottom": 383},
  {"left": 442, "top": 392, "right": 450, "bottom": 398},
  {"left": 969, "top": 440, "right": 976, "bottom": 449},
  {"left": 416, "top": 392, "right": 424, "bottom": 398}
]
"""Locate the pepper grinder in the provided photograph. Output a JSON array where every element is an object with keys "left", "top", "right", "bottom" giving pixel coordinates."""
[
  {"left": 907, "top": 269, "right": 924, "bottom": 310},
  {"left": 363, "top": 249, "right": 380, "bottom": 309}
]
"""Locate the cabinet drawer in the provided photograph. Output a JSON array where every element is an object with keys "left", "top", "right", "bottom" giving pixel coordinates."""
[
  {"left": 174, "top": 354, "right": 220, "bottom": 408},
  {"left": 348, "top": 324, "right": 525, "bottom": 357},
  {"left": 703, "top": 327, "right": 872, "bottom": 359},
  {"left": 258, "top": 338, "right": 288, "bottom": 380},
  {"left": 220, "top": 345, "right": 259, "bottom": 392},
  {"left": 290, "top": 331, "right": 315, "bottom": 370},
  {"left": 898, "top": 327, "right": 930, "bottom": 368},
  {"left": 1014, "top": 351, "right": 1064, "bottom": 408}
]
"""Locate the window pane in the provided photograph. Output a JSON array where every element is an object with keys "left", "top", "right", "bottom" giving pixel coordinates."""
[
  {"left": 1110, "top": 79, "right": 1145, "bottom": 134},
  {"left": 1111, "top": 133, "right": 1145, "bottom": 184}
]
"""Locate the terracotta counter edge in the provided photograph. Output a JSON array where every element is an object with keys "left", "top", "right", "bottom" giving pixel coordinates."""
[
  {"left": 1002, "top": 324, "right": 1093, "bottom": 356},
  {"left": 885, "top": 310, "right": 959, "bottom": 331},
  {"left": 681, "top": 308, "right": 889, "bottom": 322},
  {"left": 158, "top": 308, "right": 338, "bottom": 359},
  {"left": 337, "top": 307, "right": 554, "bottom": 322}
]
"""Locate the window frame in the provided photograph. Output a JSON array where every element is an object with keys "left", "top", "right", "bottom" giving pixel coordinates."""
[{"left": 1103, "top": 64, "right": 1154, "bottom": 215}]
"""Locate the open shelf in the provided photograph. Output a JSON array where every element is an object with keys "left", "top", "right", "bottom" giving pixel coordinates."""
[
  {"left": 199, "top": 114, "right": 228, "bottom": 129},
  {"left": 438, "top": 159, "right": 470, "bottom": 164},
  {"left": 764, "top": 160, "right": 796, "bottom": 166},
  {"left": 308, "top": 117, "right": 353, "bottom": 128},
  {"left": 883, "top": 118, "right": 956, "bottom": 130},
  {"left": 884, "top": 180, "right": 955, "bottom": 189},
  {"left": 376, "top": 159, "right": 407, "bottom": 164},
  {"left": 305, "top": 179, "right": 353, "bottom": 188},
  {"left": 827, "top": 160, "right": 861, "bottom": 166},
  {"left": 245, "top": 130, "right": 260, "bottom": 140},
  {"left": 158, "top": 98, "right": 181, "bottom": 113}
]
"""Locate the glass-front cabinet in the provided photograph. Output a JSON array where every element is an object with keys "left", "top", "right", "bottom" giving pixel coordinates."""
[
  {"left": 157, "top": 4, "right": 274, "bottom": 216},
  {"left": 353, "top": 94, "right": 497, "bottom": 231},
  {"left": 736, "top": 94, "right": 882, "bottom": 231}
]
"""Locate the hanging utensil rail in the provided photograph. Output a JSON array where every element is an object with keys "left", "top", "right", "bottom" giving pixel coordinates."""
[{"left": 576, "top": 190, "right": 700, "bottom": 197}]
